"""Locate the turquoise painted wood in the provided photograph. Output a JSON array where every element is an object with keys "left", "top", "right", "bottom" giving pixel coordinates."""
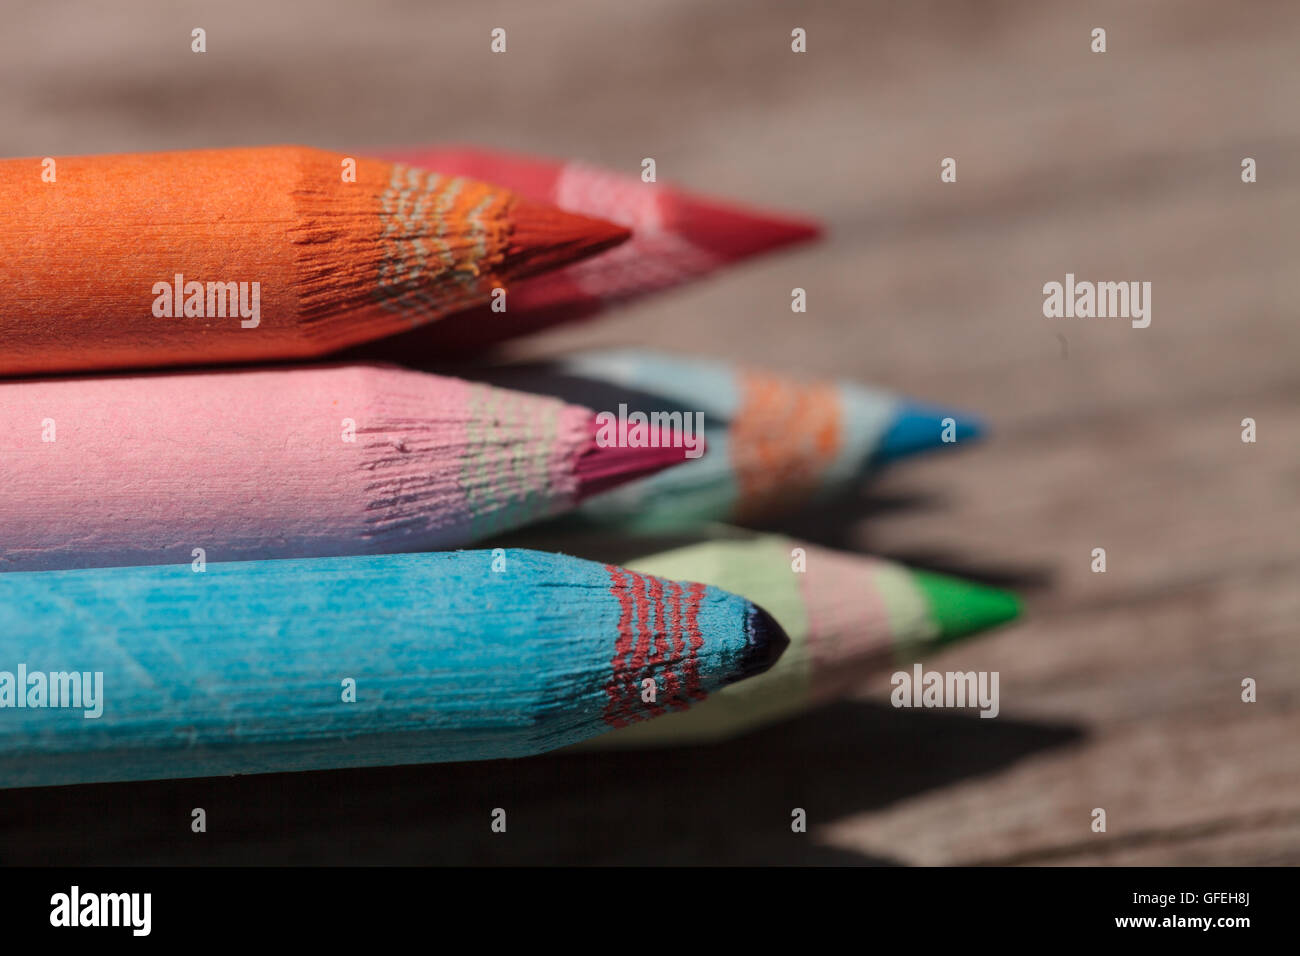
[{"left": 0, "top": 550, "right": 784, "bottom": 788}]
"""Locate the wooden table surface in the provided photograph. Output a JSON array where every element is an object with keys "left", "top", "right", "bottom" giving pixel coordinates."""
[{"left": 1, "top": 0, "right": 1296, "bottom": 865}]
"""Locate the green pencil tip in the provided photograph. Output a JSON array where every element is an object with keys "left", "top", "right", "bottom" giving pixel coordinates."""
[{"left": 907, "top": 570, "right": 1022, "bottom": 644}]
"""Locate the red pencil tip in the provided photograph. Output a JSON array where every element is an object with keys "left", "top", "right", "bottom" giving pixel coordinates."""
[
  {"left": 665, "top": 191, "right": 822, "bottom": 262},
  {"left": 573, "top": 419, "right": 704, "bottom": 500},
  {"left": 505, "top": 197, "right": 632, "bottom": 280}
]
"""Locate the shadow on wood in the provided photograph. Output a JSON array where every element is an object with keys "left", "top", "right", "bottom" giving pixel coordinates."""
[{"left": 0, "top": 701, "right": 1082, "bottom": 865}]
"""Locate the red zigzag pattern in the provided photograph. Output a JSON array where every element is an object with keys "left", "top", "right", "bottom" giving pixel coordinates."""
[{"left": 603, "top": 566, "right": 706, "bottom": 726}]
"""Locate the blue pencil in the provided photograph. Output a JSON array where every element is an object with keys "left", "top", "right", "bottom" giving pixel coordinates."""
[
  {"left": 0, "top": 550, "right": 786, "bottom": 788},
  {"left": 479, "top": 349, "right": 986, "bottom": 530}
]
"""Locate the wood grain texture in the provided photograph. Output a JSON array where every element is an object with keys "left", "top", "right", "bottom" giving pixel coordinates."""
[
  {"left": 0, "top": 0, "right": 1294, "bottom": 864},
  {"left": 348, "top": 145, "right": 820, "bottom": 356},
  {"left": 0, "top": 550, "right": 781, "bottom": 787},
  {"left": 0, "top": 147, "right": 626, "bottom": 374},
  {"left": 0, "top": 363, "right": 619, "bottom": 571}
]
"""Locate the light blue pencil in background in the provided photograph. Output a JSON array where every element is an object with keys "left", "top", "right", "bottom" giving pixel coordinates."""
[
  {"left": 480, "top": 348, "right": 985, "bottom": 531},
  {"left": 0, "top": 550, "right": 786, "bottom": 789}
]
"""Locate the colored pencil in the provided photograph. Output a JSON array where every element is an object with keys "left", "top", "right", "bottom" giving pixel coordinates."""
[
  {"left": 0, "top": 145, "right": 629, "bottom": 376},
  {"left": 0, "top": 550, "right": 788, "bottom": 787},
  {"left": 345, "top": 145, "right": 822, "bottom": 357},
  {"left": 479, "top": 348, "right": 986, "bottom": 530},
  {"left": 0, "top": 363, "right": 691, "bottom": 572},
  {"left": 560, "top": 532, "right": 1019, "bottom": 746}
]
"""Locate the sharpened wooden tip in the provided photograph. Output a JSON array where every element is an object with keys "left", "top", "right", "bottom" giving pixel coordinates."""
[
  {"left": 666, "top": 192, "right": 822, "bottom": 262},
  {"left": 573, "top": 419, "right": 704, "bottom": 500},
  {"left": 0, "top": 146, "right": 636, "bottom": 376},
  {"left": 504, "top": 196, "right": 632, "bottom": 280},
  {"left": 0, "top": 550, "right": 790, "bottom": 785},
  {"left": 733, "top": 604, "right": 790, "bottom": 683}
]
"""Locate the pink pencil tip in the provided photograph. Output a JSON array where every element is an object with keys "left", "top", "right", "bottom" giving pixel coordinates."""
[
  {"left": 574, "top": 419, "right": 704, "bottom": 500},
  {"left": 665, "top": 190, "right": 823, "bottom": 262}
]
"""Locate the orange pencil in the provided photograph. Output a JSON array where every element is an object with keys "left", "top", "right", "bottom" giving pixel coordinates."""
[{"left": 0, "top": 146, "right": 629, "bottom": 375}]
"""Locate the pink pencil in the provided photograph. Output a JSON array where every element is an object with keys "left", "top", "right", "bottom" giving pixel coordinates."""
[
  {"left": 345, "top": 145, "right": 823, "bottom": 358},
  {"left": 0, "top": 363, "right": 690, "bottom": 572}
]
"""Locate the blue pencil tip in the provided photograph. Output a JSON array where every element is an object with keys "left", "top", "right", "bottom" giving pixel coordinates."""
[{"left": 873, "top": 400, "right": 987, "bottom": 465}]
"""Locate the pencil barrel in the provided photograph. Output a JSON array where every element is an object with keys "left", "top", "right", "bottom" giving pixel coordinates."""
[
  {"left": 0, "top": 146, "right": 621, "bottom": 374},
  {"left": 0, "top": 363, "right": 598, "bottom": 571},
  {"left": 0, "top": 551, "right": 783, "bottom": 787}
]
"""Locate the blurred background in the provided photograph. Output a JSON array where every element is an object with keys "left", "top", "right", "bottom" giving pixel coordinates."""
[{"left": 1, "top": 0, "right": 1297, "bottom": 864}]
